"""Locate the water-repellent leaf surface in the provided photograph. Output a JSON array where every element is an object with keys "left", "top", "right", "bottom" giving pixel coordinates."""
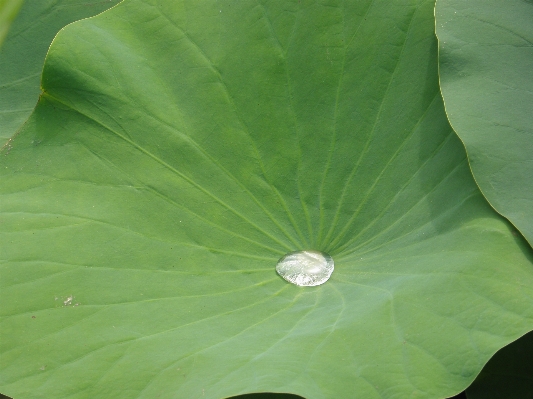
[
  {"left": 0, "top": 0, "right": 120, "bottom": 143},
  {"left": 2, "top": 1, "right": 533, "bottom": 398},
  {"left": 435, "top": 0, "right": 533, "bottom": 246}
]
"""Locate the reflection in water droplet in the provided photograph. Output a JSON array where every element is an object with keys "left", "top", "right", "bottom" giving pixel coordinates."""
[{"left": 276, "top": 250, "right": 334, "bottom": 287}]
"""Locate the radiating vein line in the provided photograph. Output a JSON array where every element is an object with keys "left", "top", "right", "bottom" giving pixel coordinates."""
[
  {"left": 41, "top": 92, "right": 293, "bottom": 254},
  {"left": 68, "top": 345, "right": 133, "bottom": 398},
  {"left": 0, "top": 218, "right": 90, "bottom": 232},
  {"left": 85, "top": 153, "right": 287, "bottom": 255},
  {"left": 283, "top": 13, "right": 314, "bottom": 248},
  {"left": 471, "top": 16, "right": 533, "bottom": 47},
  {"left": 389, "top": 294, "right": 422, "bottom": 395},
  {"left": 305, "top": 284, "right": 345, "bottom": 368},
  {"left": 0, "top": 258, "right": 274, "bottom": 274},
  {"left": 0, "top": 269, "right": 76, "bottom": 289},
  {"left": 462, "top": 283, "right": 525, "bottom": 321},
  {"left": 6, "top": 174, "right": 284, "bottom": 256},
  {"left": 256, "top": 0, "right": 312, "bottom": 247},
  {"left": 0, "top": 108, "right": 34, "bottom": 114},
  {"left": 0, "top": 277, "right": 281, "bottom": 349},
  {"left": 356, "top": 376, "right": 386, "bottom": 399},
  {"left": 257, "top": 0, "right": 311, "bottom": 244},
  {"left": 336, "top": 160, "right": 471, "bottom": 257},
  {"left": 136, "top": 287, "right": 307, "bottom": 397},
  {"left": 245, "top": 13, "right": 308, "bottom": 248},
  {"left": 338, "top": 180, "right": 476, "bottom": 259},
  {"left": 25, "top": 339, "right": 136, "bottom": 389},
  {"left": 318, "top": 0, "right": 376, "bottom": 247},
  {"left": 333, "top": 266, "right": 491, "bottom": 277},
  {"left": 155, "top": 7, "right": 306, "bottom": 249},
  {"left": 329, "top": 128, "right": 456, "bottom": 255},
  {"left": 5, "top": 171, "right": 286, "bottom": 257},
  {"left": 322, "top": 7, "right": 418, "bottom": 247},
  {"left": 0, "top": 72, "right": 41, "bottom": 89},
  {"left": 121, "top": 284, "right": 297, "bottom": 397},
  {"left": 0, "top": 307, "right": 109, "bottom": 359},
  {"left": 8, "top": 278, "right": 281, "bottom": 320},
  {"left": 210, "top": 289, "right": 321, "bottom": 392},
  {"left": 335, "top": 276, "right": 394, "bottom": 296},
  {"left": 336, "top": 244, "right": 487, "bottom": 263},
  {"left": 84, "top": 94, "right": 303, "bottom": 251},
  {"left": 326, "top": 93, "right": 441, "bottom": 250}
]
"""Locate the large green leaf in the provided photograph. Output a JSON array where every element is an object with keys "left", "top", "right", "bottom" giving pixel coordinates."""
[
  {"left": 435, "top": 0, "right": 533, "bottom": 245},
  {"left": 466, "top": 331, "right": 533, "bottom": 399},
  {"left": 1, "top": 0, "right": 533, "bottom": 398},
  {"left": 0, "top": 0, "right": 120, "bottom": 143}
]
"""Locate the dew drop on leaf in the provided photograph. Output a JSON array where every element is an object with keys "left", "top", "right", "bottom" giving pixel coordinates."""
[{"left": 276, "top": 250, "right": 334, "bottom": 286}]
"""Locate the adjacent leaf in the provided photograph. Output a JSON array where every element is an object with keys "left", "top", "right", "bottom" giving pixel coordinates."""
[
  {"left": 435, "top": 0, "right": 533, "bottom": 245},
  {"left": 0, "top": 0, "right": 120, "bottom": 143},
  {"left": 466, "top": 331, "right": 533, "bottom": 399},
  {"left": 0, "top": 0, "right": 23, "bottom": 47},
  {"left": 2, "top": 0, "right": 533, "bottom": 398}
]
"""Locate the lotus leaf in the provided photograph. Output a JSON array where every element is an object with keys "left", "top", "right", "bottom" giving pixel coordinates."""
[
  {"left": 1, "top": 1, "right": 533, "bottom": 398},
  {"left": 0, "top": 0, "right": 120, "bottom": 143},
  {"left": 435, "top": 0, "right": 533, "bottom": 245}
]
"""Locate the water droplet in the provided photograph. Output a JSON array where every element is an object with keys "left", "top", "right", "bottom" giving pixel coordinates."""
[{"left": 276, "top": 250, "right": 334, "bottom": 287}]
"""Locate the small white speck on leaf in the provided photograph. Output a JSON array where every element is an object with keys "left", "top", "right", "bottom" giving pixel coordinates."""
[{"left": 63, "top": 296, "right": 73, "bottom": 306}]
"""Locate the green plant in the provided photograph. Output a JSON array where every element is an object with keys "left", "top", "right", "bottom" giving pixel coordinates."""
[{"left": 1, "top": 0, "right": 532, "bottom": 398}]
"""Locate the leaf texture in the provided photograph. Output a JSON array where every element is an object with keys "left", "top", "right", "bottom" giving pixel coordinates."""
[
  {"left": 436, "top": 0, "right": 533, "bottom": 246},
  {"left": 1, "top": 1, "right": 533, "bottom": 398},
  {"left": 0, "top": 0, "right": 120, "bottom": 143}
]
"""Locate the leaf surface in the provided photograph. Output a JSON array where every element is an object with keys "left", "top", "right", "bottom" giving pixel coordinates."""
[
  {"left": 1, "top": 1, "right": 533, "bottom": 398},
  {"left": 435, "top": 0, "right": 533, "bottom": 245},
  {"left": 0, "top": 0, "right": 120, "bottom": 143}
]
